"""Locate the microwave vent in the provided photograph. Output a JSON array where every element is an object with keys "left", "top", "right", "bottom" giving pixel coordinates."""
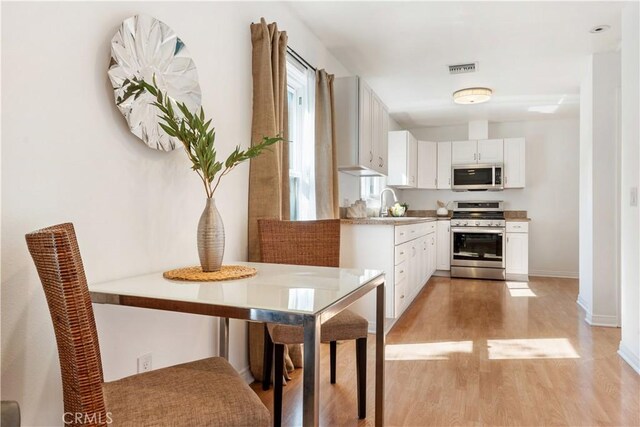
[{"left": 448, "top": 63, "right": 477, "bottom": 74}]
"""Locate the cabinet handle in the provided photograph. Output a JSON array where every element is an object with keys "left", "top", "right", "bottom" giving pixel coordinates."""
[
  {"left": 400, "top": 251, "right": 404, "bottom": 255},
  {"left": 474, "top": 153, "right": 477, "bottom": 161},
  {"left": 370, "top": 151, "right": 373, "bottom": 162},
  {"left": 379, "top": 156, "right": 383, "bottom": 167},
  {"left": 507, "top": 237, "right": 510, "bottom": 243},
  {"left": 400, "top": 294, "right": 405, "bottom": 299},
  {"left": 448, "top": 178, "right": 451, "bottom": 185},
  {"left": 479, "top": 153, "right": 481, "bottom": 161},
  {"left": 400, "top": 232, "right": 405, "bottom": 236},
  {"left": 400, "top": 270, "right": 404, "bottom": 274}
]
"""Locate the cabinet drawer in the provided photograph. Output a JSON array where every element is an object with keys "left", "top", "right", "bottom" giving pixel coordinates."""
[
  {"left": 395, "top": 224, "right": 412, "bottom": 244},
  {"left": 506, "top": 222, "right": 529, "bottom": 233},
  {"left": 395, "top": 241, "right": 410, "bottom": 265},
  {"left": 395, "top": 222, "right": 430, "bottom": 244},
  {"left": 394, "top": 278, "right": 408, "bottom": 314},
  {"left": 394, "top": 261, "right": 408, "bottom": 284}
]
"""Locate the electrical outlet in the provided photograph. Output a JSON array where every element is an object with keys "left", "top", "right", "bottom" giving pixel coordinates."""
[{"left": 137, "top": 353, "right": 152, "bottom": 373}]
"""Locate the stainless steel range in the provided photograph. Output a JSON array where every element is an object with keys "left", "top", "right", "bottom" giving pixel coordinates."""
[{"left": 450, "top": 201, "right": 506, "bottom": 280}]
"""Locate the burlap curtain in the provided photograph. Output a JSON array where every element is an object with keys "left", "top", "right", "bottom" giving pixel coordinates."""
[
  {"left": 314, "top": 69, "right": 339, "bottom": 219},
  {"left": 248, "top": 18, "right": 289, "bottom": 263},
  {"left": 247, "top": 18, "right": 299, "bottom": 382}
]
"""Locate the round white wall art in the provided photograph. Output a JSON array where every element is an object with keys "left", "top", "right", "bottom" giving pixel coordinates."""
[{"left": 108, "top": 15, "right": 201, "bottom": 151}]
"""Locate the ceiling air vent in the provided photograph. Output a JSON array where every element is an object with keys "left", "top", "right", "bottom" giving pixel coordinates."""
[{"left": 448, "top": 63, "right": 477, "bottom": 74}]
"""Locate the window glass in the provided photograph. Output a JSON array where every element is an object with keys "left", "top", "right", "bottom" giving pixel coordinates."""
[{"left": 286, "top": 55, "right": 316, "bottom": 220}]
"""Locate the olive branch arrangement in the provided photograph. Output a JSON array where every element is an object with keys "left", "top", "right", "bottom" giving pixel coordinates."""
[{"left": 117, "top": 77, "right": 281, "bottom": 198}]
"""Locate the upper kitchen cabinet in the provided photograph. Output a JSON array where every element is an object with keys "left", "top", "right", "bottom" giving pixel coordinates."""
[
  {"left": 334, "top": 76, "right": 388, "bottom": 176},
  {"left": 388, "top": 130, "right": 418, "bottom": 188},
  {"left": 437, "top": 141, "right": 452, "bottom": 189},
  {"left": 417, "top": 140, "right": 437, "bottom": 189},
  {"left": 504, "top": 137, "right": 526, "bottom": 188},
  {"left": 451, "top": 140, "right": 477, "bottom": 164},
  {"left": 452, "top": 139, "right": 504, "bottom": 165}
]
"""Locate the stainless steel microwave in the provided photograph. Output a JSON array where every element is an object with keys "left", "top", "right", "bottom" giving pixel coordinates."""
[{"left": 452, "top": 164, "right": 504, "bottom": 191}]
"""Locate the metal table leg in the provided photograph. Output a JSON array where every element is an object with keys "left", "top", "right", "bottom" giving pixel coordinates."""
[
  {"left": 375, "top": 281, "right": 385, "bottom": 427},
  {"left": 219, "top": 317, "right": 229, "bottom": 360},
  {"left": 302, "top": 314, "right": 321, "bottom": 427}
]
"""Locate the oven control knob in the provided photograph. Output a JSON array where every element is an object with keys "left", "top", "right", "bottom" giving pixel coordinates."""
[{"left": 475, "top": 221, "right": 480, "bottom": 226}]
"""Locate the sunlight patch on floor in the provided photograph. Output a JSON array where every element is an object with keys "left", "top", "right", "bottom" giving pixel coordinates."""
[
  {"left": 385, "top": 341, "right": 473, "bottom": 361},
  {"left": 487, "top": 338, "right": 580, "bottom": 360},
  {"left": 506, "top": 281, "right": 537, "bottom": 297}
]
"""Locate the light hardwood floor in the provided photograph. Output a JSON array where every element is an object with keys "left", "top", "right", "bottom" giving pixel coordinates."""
[{"left": 251, "top": 276, "right": 640, "bottom": 426}]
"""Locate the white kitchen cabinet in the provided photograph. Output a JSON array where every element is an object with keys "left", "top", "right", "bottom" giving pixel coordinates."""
[
  {"left": 340, "top": 220, "right": 437, "bottom": 331},
  {"left": 477, "top": 139, "right": 504, "bottom": 163},
  {"left": 506, "top": 221, "right": 529, "bottom": 281},
  {"left": 451, "top": 140, "right": 478, "bottom": 164},
  {"left": 504, "top": 137, "right": 526, "bottom": 188},
  {"left": 388, "top": 130, "right": 418, "bottom": 188},
  {"left": 437, "top": 141, "right": 452, "bottom": 189},
  {"left": 452, "top": 139, "right": 504, "bottom": 165},
  {"left": 334, "top": 76, "right": 388, "bottom": 176},
  {"left": 417, "top": 141, "right": 437, "bottom": 189},
  {"left": 436, "top": 220, "right": 451, "bottom": 271},
  {"left": 379, "top": 103, "right": 390, "bottom": 176}
]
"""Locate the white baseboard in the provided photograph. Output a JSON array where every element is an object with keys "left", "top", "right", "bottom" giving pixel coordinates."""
[
  {"left": 618, "top": 341, "right": 640, "bottom": 374},
  {"left": 239, "top": 365, "right": 255, "bottom": 384},
  {"left": 576, "top": 294, "right": 590, "bottom": 313},
  {"left": 530, "top": 270, "right": 579, "bottom": 279},
  {"left": 586, "top": 313, "right": 619, "bottom": 327}
]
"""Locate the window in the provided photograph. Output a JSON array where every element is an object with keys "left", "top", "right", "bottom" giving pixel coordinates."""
[
  {"left": 360, "top": 176, "right": 387, "bottom": 208},
  {"left": 287, "top": 54, "right": 316, "bottom": 220}
]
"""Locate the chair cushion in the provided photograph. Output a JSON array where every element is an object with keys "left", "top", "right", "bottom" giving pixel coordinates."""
[
  {"left": 267, "top": 309, "right": 368, "bottom": 344},
  {"left": 103, "top": 357, "right": 270, "bottom": 427}
]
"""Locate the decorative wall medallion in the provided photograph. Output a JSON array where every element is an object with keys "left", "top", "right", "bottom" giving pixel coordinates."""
[{"left": 108, "top": 15, "right": 201, "bottom": 151}]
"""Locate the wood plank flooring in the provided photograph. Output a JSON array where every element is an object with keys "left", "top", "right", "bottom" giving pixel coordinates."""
[{"left": 251, "top": 276, "right": 640, "bottom": 426}]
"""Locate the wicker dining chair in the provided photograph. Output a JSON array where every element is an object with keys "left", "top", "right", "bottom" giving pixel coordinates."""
[
  {"left": 258, "top": 219, "right": 368, "bottom": 426},
  {"left": 25, "top": 223, "right": 270, "bottom": 427}
]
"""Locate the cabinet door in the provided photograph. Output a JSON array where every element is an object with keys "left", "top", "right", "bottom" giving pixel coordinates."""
[
  {"left": 506, "top": 232, "right": 529, "bottom": 275},
  {"left": 452, "top": 140, "right": 477, "bottom": 164},
  {"left": 408, "top": 134, "right": 418, "bottom": 187},
  {"left": 408, "top": 240, "right": 419, "bottom": 297},
  {"left": 370, "top": 95, "right": 382, "bottom": 173},
  {"left": 436, "top": 221, "right": 451, "bottom": 270},
  {"left": 358, "top": 81, "right": 373, "bottom": 168},
  {"left": 421, "top": 236, "right": 428, "bottom": 287},
  {"left": 379, "top": 105, "right": 389, "bottom": 176},
  {"left": 430, "top": 234, "right": 437, "bottom": 276},
  {"left": 504, "top": 137, "right": 525, "bottom": 188},
  {"left": 437, "top": 141, "right": 452, "bottom": 189},
  {"left": 417, "top": 141, "right": 437, "bottom": 189},
  {"left": 477, "top": 139, "right": 504, "bottom": 163}
]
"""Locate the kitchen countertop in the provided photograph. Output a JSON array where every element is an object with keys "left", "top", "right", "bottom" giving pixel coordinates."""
[{"left": 341, "top": 217, "right": 437, "bottom": 225}]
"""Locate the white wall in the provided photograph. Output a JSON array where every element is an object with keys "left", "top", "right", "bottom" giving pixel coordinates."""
[
  {"left": 0, "top": 2, "right": 350, "bottom": 425},
  {"left": 578, "top": 51, "right": 621, "bottom": 327},
  {"left": 618, "top": 2, "right": 640, "bottom": 374},
  {"left": 402, "top": 118, "right": 580, "bottom": 278}
]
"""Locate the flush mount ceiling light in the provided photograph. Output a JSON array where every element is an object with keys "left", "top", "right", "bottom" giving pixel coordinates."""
[
  {"left": 453, "top": 87, "right": 492, "bottom": 105},
  {"left": 590, "top": 25, "right": 611, "bottom": 33}
]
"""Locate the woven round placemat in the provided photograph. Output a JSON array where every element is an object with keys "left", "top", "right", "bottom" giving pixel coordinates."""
[{"left": 163, "top": 265, "right": 257, "bottom": 282}]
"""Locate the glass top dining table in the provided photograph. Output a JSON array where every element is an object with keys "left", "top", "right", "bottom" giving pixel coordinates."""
[{"left": 89, "top": 262, "right": 386, "bottom": 427}]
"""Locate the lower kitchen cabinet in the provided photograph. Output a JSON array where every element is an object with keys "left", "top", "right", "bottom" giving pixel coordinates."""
[
  {"left": 340, "top": 220, "right": 437, "bottom": 332},
  {"left": 436, "top": 220, "right": 451, "bottom": 271},
  {"left": 506, "top": 221, "right": 529, "bottom": 281}
]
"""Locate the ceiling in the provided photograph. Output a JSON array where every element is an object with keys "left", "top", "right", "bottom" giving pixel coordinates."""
[{"left": 287, "top": 1, "right": 625, "bottom": 128}]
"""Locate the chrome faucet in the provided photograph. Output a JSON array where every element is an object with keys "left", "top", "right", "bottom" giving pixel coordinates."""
[{"left": 379, "top": 188, "right": 398, "bottom": 217}]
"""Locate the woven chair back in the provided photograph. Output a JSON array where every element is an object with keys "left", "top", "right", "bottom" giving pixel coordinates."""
[
  {"left": 257, "top": 219, "right": 340, "bottom": 267},
  {"left": 25, "top": 223, "right": 107, "bottom": 425}
]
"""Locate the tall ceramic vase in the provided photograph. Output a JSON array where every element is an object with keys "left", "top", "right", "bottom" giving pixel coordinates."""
[{"left": 197, "top": 198, "right": 225, "bottom": 272}]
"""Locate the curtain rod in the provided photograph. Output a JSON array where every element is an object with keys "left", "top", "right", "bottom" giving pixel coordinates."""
[{"left": 286, "top": 46, "right": 317, "bottom": 72}]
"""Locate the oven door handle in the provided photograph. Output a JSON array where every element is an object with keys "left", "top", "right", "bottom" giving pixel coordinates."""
[{"left": 451, "top": 227, "right": 505, "bottom": 234}]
